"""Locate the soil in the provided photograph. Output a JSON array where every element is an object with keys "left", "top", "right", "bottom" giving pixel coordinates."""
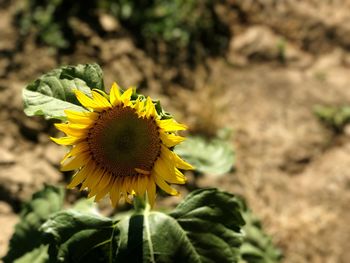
[{"left": 1, "top": 1, "right": 350, "bottom": 262}]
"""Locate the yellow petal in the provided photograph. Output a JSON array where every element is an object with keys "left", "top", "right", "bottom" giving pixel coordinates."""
[
  {"left": 54, "top": 123, "right": 88, "bottom": 137},
  {"left": 132, "top": 177, "right": 138, "bottom": 196},
  {"left": 80, "top": 165, "right": 100, "bottom": 190},
  {"left": 96, "top": 172, "right": 112, "bottom": 193},
  {"left": 110, "top": 178, "right": 121, "bottom": 207},
  {"left": 67, "top": 165, "right": 90, "bottom": 189},
  {"left": 69, "top": 142, "right": 89, "bottom": 155},
  {"left": 145, "top": 97, "right": 156, "bottom": 117},
  {"left": 75, "top": 90, "right": 109, "bottom": 111},
  {"left": 160, "top": 132, "right": 185, "bottom": 147},
  {"left": 64, "top": 110, "right": 99, "bottom": 125},
  {"left": 133, "top": 98, "right": 144, "bottom": 112},
  {"left": 135, "top": 168, "right": 151, "bottom": 175},
  {"left": 158, "top": 119, "right": 187, "bottom": 131},
  {"left": 175, "top": 168, "right": 186, "bottom": 181},
  {"left": 154, "top": 158, "right": 186, "bottom": 184},
  {"left": 61, "top": 142, "right": 89, "bottom": 164},
  {"left": 61, "top": 153, "right": 89, "bottom": 171},
  {"left": 110, "top": 82, "right": 122, "bottom": 106},
  {"left": 92, "top": 89, "right": 112, "bottom": 108},
  {"left": 120, "top": 88, "right": 133, "bottom": 105},
  {"left": 88, "top": 171, "right": 111, "bottom": 198},
  {"left": 140, "top": 176, "right": 148, "bottom": 196},
  {"left": 75, "top": 90, "right": 99, "bottom": 108},
  {"left": 129, "top": 177, "right": 138, "bottom": 195},
  {"left": 161, "top": 145, "right": 194, "bottom": 170},
  {"left": 146, "top": 179, "right": 156, "bottom": 207},
  {"left": 120, "top": 177, "right": 133, "bottom": 203},
  {"left": 125, "top": 195, "right": 133, "bottom": 204},
  {"left": 51, "top": 136, "right": 82, "bottom": 146},
  {"left": 95, "top": 182, "right": 112, "bottom": 201},
  {"left": 123, "top": 177, "right": 132, "bottom": 194},
  {"left": 153, "top": 173, "right": 178, "bottom": 196}
]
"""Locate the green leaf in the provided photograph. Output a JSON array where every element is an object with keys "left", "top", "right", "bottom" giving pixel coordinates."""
[
  {"left": 23, "top": 63, "right": 104, "bottom": 120},
  {"left": 42, "top": 188, "right": 245, "bottom": 263},
  {"left": 239, "top": 200, "right": 282, "bottom": 263},
  {"left": 3, "top": 185, "right": 64, "bottom": 263},
  {"left": 174, "top": 136, "right": 235, "bottom": 176},
  {"left": 71, "top": 198, "right": 99, "bottom": 214},
  {"left": 42, "top": 211, "right": 118, "bottom": 263},
  {"left": 168, "top": 188, "right": 245, "bottom": 263},
  {"left": 314, "top": 105, "right": 350, "bottom": 132},
  {"left": 13, "top": 245, "right": 49, "bottom": 263}
]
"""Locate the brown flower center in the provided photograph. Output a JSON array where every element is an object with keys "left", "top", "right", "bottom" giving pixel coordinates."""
[{"left": 87, "top": 106, "right": 161, "bottom": 177}]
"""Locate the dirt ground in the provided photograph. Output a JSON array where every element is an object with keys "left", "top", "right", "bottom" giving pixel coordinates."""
[{"left": 1, "top": 1, "right": 350, "bottom": 263}]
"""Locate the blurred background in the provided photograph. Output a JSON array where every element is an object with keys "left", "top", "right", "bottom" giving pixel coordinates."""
[{"left": 1, "top": 1, "right": 350, "bottom": 262}]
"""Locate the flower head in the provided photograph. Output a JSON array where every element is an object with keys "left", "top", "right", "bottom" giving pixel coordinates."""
[{"left": 51, "top": 83, "right": 193, "bottom": 207}]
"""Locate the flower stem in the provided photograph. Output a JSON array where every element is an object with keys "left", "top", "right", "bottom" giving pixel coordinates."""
[{"left": 133, "top": 195, "right": 146, "bottom": 212}]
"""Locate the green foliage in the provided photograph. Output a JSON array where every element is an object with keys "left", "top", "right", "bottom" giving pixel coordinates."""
[
  {"left": 16, "top": 61, "right": 282, "bottom": 262},
  {"left": 239, "top": 200, "right": 282, "bottom": 263},
  {"left": 314, "top": 105, "right": 350, "bottom": 132},
  {"left": 17, "top": 0, "right": 229, "bottom": 58},
  {"left": 169, "top": 189, "right": 244, "bottom": 262},
  {"left": 108, "top": 0, "right": 229, "bottom": 57},
  {"left": 5, "top": 187, "right": 246, "bottom": 263},
  {"left": 18, "top": 0, "right": 105, "bottom": 49},
  {"left": 43, "top": 211, "right": 117, "bottom": 263},
  {"left": 18, "top": 0, "right": 70, "bottom": 49},
  {"left": 23, "top": 63, "right": 104, "bottom": 120},
  {"left": 43, "top": 188, "right": 245, "bottom": 263},
  {"left": 22, "top": 63, "right": 172, "bottom": 122},
  {"left": 4, "top": 186, "right": 282, "bottom": 263},
  {"left": 3, "top": 185, "right": 64, "bottom": 263},
  {"left": 174, "top": 135, "right": 235, "bottom": 176}
]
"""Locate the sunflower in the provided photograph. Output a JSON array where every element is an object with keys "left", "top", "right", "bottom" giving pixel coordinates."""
[{"left": 51, "top": 83, "right": 193, "bottom": 207}]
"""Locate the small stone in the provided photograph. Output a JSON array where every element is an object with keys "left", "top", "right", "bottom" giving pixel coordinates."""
[
  {"left": 43, "top": 144, "right": 66, "bottom": 166},
  {"left": 0, "top": 201, "right": 12, "bottom": 214},
  {"left": 0, "top": 135, "right": 16, "bottom": 150},
  {"left": 0, "top": 212, "right": 18, "bottom": 258},
  {"left": 0, "top": 164, "right": 33, "bottom": 187},
  {"left": 228, "top": 25, "right": 311, "bottom": 66},
  {"left": 99, "top": 14, "right": 119, "bottom": 32},
  {"left": 0, "top": 148, "right": 15, "bottom": 165},
  {"left": 344, "top": 124, "right": 350, "bottom": 137},
  {"left": 31, "top": 159, "right": 62, "bottom": 184}
]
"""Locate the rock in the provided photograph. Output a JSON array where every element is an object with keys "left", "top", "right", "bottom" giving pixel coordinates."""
[
  {"left": 32, "top": 159, "right": 62, "bottom": 184},
  {"left": 109, "top": 56, "right": 144, "bottom": 88},
  {"left": 308, "top": 49, "right": 344, "bottom": 72},
  {"left": 344, "top": 124, "right": 350, "bottom": 137},
  {"left": 0, "top": 201, "right": 18, "bottom": 258},
  {"left": 229, "top": 26, "right": 281, "bottom": 60},
  {"left": 99, "top": 14, "right": 120, "bottom": 32},
  {"left": 0, "top": 136, "right": 16, "bottom": 150},
  {"left": 0, "top": 151, "right": 62, "bottom": 202},
  {"left": 100, "top": 39, "right": 136, "bottom": 61},
  {"left": 0, "top": 148, "right": 15, "bottom": 165},
  {"left": 43, "top": 144, "right": 66, "bottom": 166},
  {"left": 0, "top": 57, "right": 10, "bottom": 77},
  {"left": 0, "top": 201, "right": 12, "bottom": 214},
  {"left": 0, "top": 9, "right": 16, "bottom": 51},
  {"left": 0, "top": 165, "right": 33, "bottom": 202},
  {"left": 228, "top": 25, "right": 312, "bottom": 66}
]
